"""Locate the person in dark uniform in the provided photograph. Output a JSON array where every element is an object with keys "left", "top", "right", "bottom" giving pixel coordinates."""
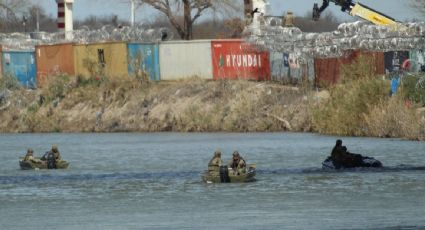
[{"left": 331, "top": 139, "right": 362, "bottom": 168}]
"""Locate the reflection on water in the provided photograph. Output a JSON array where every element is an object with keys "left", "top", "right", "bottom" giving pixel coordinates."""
[{"left": 0, "top": 133, "right": 424, "bottom": 230}]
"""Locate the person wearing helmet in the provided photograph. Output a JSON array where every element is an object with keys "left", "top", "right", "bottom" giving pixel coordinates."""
[
  {"left": 51, "top": 145, "right": 61, "bottom": 161},
  {"left": 208, "top": 150, "right": 223, "bottom": 168},
  {"left": 208, "top": 150, "right": 223, "bottom": 176},
  {"left": 23, "top": 148, "right": 42, "bottom": 163},
  {"left": 23, "top": 148, "right": 35, "bottom": 161},
  {"left": 228, "top": 151, "right": 247, "bottom": 175}
]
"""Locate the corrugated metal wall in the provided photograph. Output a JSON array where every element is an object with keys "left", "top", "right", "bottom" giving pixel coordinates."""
[
  {"left": 211, "top": 39, "right": 270, "bottom": 81},
  {"left": 410, "top": 49, "right": 425, "bottom": 72},
  {"left": 384, "top": 51, "right": 409, "bottom": 72},
  {"left": 74, "top": 42, "right": 128, "bottom": 78},
  {"left": 315, "top": 50, "right": 384, "bottom": 86},
  {"left": 1, "top": 51, "right": 36, "bottom": 88},
  {"left": 0, "top": 46, "right": 2, "bottom": 78},
  {"left": 159, "top": 40, "right": 213, "bottom": 80},
  {"left": 270, "top": 52, "right": 315, "bottom": 83},
  {"left": 127, "top": 43, "right": 160, "bottom": 81},
  {"left": 36, "top": 43, "right": 75, "bottom": 84}
]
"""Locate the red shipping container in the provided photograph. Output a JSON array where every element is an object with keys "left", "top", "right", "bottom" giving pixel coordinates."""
[
  {"left": 315, "top": 50, "right": 384, "bottom": 86},
  {"left": 211, "top": 39, "right": 270, "bottom": 81}
]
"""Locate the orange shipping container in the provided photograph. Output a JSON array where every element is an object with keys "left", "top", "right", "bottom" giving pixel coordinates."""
[
  {"left": 211, "top": 40, "right": 270, "bottom": 81},
  {"left": 314, "top": 50, "right": 384, "bottom": 86},
  {"left": 36, "top": 43, "right": 75, "bottom": 84}
]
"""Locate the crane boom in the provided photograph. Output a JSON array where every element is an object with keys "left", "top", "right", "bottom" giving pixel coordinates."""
[{"left": 313, "top": 0, "right": 397, "bottom": 26}]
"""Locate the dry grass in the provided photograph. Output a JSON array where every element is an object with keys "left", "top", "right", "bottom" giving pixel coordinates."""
[
  {"left": 311, "top": 55, "right": 425, "bottom": 140},
  {"left": 364, "top": 96, "right": 422, "bottom": 139}
]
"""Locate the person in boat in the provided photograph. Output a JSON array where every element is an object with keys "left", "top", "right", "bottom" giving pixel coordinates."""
[
  {"left": 208, "top": 150, "right": 223, "bottom": 168},
  {"left": 331, "top": 139, "right": 362, "bottom": 168},
  {"left": 208, "top": 150, "right": 223, "bottom": 175},
  {"left": 228, "top": 151, "right": 247, "bottom": 175},
  {"left": 23, "top": 148, "right": 43, "bottom": 163},
  {"left": 23, "top": 148, "right": 34, "bottom": 161},
  {"left": 40, "top": 145, "right": 61, "bottom": 169},
  {"left": 51, "top": 145, "right": 61, "bottom": 161}
]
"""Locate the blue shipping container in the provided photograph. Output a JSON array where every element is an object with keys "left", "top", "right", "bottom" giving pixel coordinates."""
[
  {"left": 2, "top": 51, "right": 36, "bottom": 88},
  {"left": 127, "top": 43, "right": 160, "bottom": 81}
]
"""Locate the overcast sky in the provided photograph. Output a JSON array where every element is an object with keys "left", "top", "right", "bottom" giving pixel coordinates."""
[{"left": 34, "top": 0, "right": 423, "bottom": 23}]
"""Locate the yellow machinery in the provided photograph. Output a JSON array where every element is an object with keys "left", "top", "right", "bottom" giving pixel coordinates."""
[{"left": 313, "top": 0, "right": 397, "bottom": 26}]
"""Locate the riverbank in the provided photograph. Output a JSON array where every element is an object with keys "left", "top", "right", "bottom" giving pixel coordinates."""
[
  {"left": 0, "top": 77, "right": 312, "bottom": 133},
  {"left": 0, "top": 75, "right": 424, "bottom": 140}
]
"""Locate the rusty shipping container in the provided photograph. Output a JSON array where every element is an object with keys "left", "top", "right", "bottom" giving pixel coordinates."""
[
  {"left": 74, "top": 42, "right": 128, "bottom": 78},
  {"left": 159, "top": 40, "right": 213, "bottom": 80},
  {"left": 211, "top": 39, "right": 270, "bottom": 80},
  {"left": 314, "top": 50, "right": 385, "bottom": 86},
  {"left": 36, "top": 43, "right": 75, "bottom": 84}
]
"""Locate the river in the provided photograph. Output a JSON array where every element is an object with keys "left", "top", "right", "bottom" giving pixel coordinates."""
[{"left": 0, "top": 132, "right": 424, "bottom": 230}]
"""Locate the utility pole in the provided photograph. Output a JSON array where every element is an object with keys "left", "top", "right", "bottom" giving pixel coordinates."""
[
  {"left": 131, "top": 0, "right": 136, "bottom": 27},
  {"left": 36, "top": 7, "right": 40, "bottom": 32}
]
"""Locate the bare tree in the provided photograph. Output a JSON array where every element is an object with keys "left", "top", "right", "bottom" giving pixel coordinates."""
[
  {"left": 137, "top": 0, "right": 239, "bottom": 40},
  {"left": 0, "top": 0, "right": 29, "bottom": 32}
]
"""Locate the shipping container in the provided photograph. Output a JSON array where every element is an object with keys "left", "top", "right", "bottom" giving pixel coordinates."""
[
  {"left": 159, "top": 40, "right": 213, "bottom": 80},
  {"left": 270, "top": 52, "right": 315, "bottom": 83},
  {"left": 127, "top": 43, "right": 160, "bottom": 81},
  {"left": 0, "top": 46, "right": 2, "bottom": 78},
  {"left": 35, "top": 43, "right": 75, "bottom": 84},
  {"left": 1, "top": 50, "right": 36, "bottom": 88},
  {"left": 315, "top": 50, "right": 384, "bottom": 86},
  {"left": 409, "top": 49, "right": 425, "bottom": 72},
  {"left": 211, "top": 39, "right": 270, "bottom": 80},
  {"left": 384, "top": 51, "right": 409, "bottom": 72},
  {"left": 74, "top": 42, "right": 128, "bottom": 78}
]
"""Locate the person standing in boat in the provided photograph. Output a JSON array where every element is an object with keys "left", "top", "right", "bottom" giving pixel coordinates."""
[{"left": 228, "top": 151, "right": 246, "bottom": 175}]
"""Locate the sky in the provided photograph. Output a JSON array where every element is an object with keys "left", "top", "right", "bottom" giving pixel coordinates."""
[{"left": 34, "top": 0, "right": 423, "bottom": 23}]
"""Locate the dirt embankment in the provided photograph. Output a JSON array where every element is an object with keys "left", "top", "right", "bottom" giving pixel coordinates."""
[
  {"left": 1, "top": 76, "right": 424, "bottom": 140},
  {"left": 0, "top": 78, "right": 314, "bottom": 133}
]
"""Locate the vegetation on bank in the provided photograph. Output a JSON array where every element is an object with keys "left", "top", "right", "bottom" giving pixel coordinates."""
[
  {"left": 0, "top": 57, "right": 424, "bottom": 140},
  {"left": 311, "top": 55, "right": 425, "bottom": 140}
]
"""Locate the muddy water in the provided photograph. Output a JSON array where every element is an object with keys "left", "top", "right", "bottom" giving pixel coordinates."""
[{"left": 1, "top": 133, "right": 424, "bottom": 229}]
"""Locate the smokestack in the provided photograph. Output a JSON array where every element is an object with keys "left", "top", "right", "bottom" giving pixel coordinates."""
[{"left": 56, "top": 0, "right": 74, "bottom": 40}]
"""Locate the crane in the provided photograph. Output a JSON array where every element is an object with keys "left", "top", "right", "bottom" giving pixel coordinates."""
[{"left": 312, "top": 0, "right": 397, "bottom": 26}]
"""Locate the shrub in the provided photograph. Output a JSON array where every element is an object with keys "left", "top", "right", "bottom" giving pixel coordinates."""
[
  {"left": 311, "top": 55, "right": 390, "bottom": 136},
  {"left": 0, "top": 73, "right": 21, "bottom": 90},
  {"left": 402, "top": 74, "right": 425, "bottom": 106},
  {"left": 40, "top": 74, "right": 71, "bottom": 102}
]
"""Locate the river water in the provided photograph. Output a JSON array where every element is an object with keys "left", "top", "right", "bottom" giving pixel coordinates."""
[{"left": 0, "top": 133, "right": 424, "bottom": 230}]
